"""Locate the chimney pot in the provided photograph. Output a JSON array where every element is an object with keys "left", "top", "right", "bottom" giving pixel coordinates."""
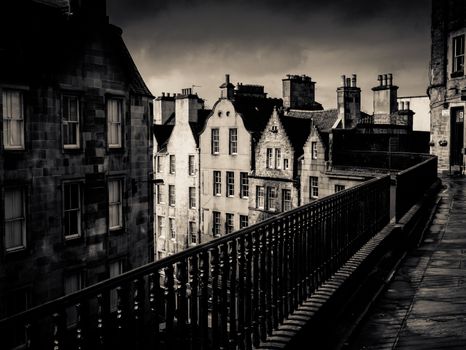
[
  {"left": 401, "top": 101, "right": 405, "bottom": 110},
  {"left": 225, "top": 74, "right": 230, "bottom": 84},
  {"left": 387, "top": 73, "right": 393, "bottom": 86},
  {"left": 406, "top": 101, "right": 410, "bottom": 110},
  {"left": 167, "top": 93, "right": 170, "bottom": 97},
  {"left": 351, "top": 74, "right": 357, "bottom": 87},
  {"left": 162, "top": 92, "right": 165, "bottom": 97},
  {"left": 382, "top": 74, "right": 388, "bottom": 86},
  {"left": 378, "top": 75, "right": 383, "bottom": 86},
  {"left": 346, "top": 77, "right": 351, "bottom": 87},
  {"left": 341, "top": 75, "right": 346, "bottom": 87}
]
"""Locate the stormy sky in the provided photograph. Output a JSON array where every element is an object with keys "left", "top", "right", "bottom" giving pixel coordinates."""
[{"left": 107, "top": 0, "right": 431, "bottom": 112}]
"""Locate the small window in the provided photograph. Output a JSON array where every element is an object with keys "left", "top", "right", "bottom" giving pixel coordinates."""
[
  {"left": 108, "top": 179, "right": 123, "bottom": 230},
  {"left": 107, "top": 99, "right": 122, "bottom": 148},
  {"left": 266, "top": 187, "right": 277, "bottom": 211},
  {"left": 229, "top": 128, "right": 238, "bottom": 155},
  {"left": 213, "top": 211, "right": 221, "bottom": 236},
  {"left": 189, "top": 221, "right": 197, "bottom": 244},
  {"left": 335, "top": 184, "right": 346, "bottom": 193},
  {"left": 226, "top": 213, "right": 234, "bottom": 234},
  {"left": 65, "top": 272, "right": 83, "bottom": 325},
  {"left": 312, "top": 142, "right": 318, "bottom": 160},
  {"left": 266, "top": 148, "right": 273, "bottom": 168},
  {"left": 63, "top": 182, "right": 82, "bottom": 239},
  {"left": 226, "top": 171, "right": 235, "bottom": 197},
  {"left": 156, "top": 184, "right": 165, "bottom": 204},
  {"left": 284, "top": 158, "right": 289, "bottom": 169},
  {"left": 62, "top": 95, "right": 80, "bottom": 148},
  {"left": 188, "top": 155, "right": 195, "bottom": 175},
  {"left": 2, "top": 90, "right": 24, "bottom": 150},
  {"left": 157, "top": 215, "right": 165, "bottom": 237},
  {"left": 169, "top": 218, "right": 176, "bottom": 239},
  {"left": 240, "top": 172, "right": 249, "bottom": 198},
  {"left": 271, "top": 125, "right": 278, "bottom": 133},
  {"left": 275, "top": 148, "right": 281, "bottom": 169},
  {"left": 211, "top": 128, "right": 220, "bottom": 154},
  {"left": 282, "top": 189, "right": 292, "bottom": 212},
  {"left": 169, "top": 155, "right": 175, "bottom": 174},
  {"left": 310, "top": 176, "right": 319, "bottom": 199},
  {"left": 213, "top": 171, "right": 221, "bottom": 196},
  {"left": 256, "top": 186, "right": 265, "bottom": 209},
  {"left": 453, "top": 35, "right": 465, "bottom": 73},
  {"left": 156, "top": 155, "right": 163, "bottom": 173},
  {"left": 240, "top": 215, "right": 249, "bottom": 229},
  {"left": 169, "top": 185, "right": 175, "bottom": 206},
  {"left": 4, "top": 188, "right": 26, "bottom": 252},
  {"left": 189, "top": 187, "right": 196, "bottom": 209}
]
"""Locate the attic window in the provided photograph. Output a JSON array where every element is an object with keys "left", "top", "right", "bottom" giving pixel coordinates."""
[
  {"left": 226, "top": 111, "right": 231, "bottom": 116},
  {"left": 218, "top": 111, "right": 222, "bottom": 117},
  {"left": 271, "top": 125, "right": 278, "bottom": 133}
]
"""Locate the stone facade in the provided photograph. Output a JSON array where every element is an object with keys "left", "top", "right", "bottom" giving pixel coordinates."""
[
  {"left": 153, "top": 91, "right": 205, "bottom": 259},
  {"left": 0, "top": 0, "right": 153, "bottom": 318},
  {"left": 249, "top": 109, "right": 299, "bottom": 225},
  {"left": 429, "top": 0, "right": 466, "bottom": 173}
]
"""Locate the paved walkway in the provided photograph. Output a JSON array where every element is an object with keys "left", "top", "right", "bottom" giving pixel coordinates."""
[{"left": 345, "top": 176, "right": 466, "bottom": 349}]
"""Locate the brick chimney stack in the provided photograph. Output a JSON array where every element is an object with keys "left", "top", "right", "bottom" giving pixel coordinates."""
[{"left": 337, "top": 73, "right": 361, "bottom": 129}]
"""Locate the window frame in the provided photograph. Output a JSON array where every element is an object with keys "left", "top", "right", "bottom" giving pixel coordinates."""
[
  {"left": 212, "top": 211, "right": 221, "bottom": 237},
  {"left": 169, "top": 154, "right": 175, "bottom": 174},
  {"left": 168, "top": 184, "right": 176, "bottom": 207},
  {"left": 453, "top": 34, "right": 465, "bottom": 74},
  {"left": 211, "top": 128, "right": 220, "bottom": 154},
  {"left": 189, "top": 187, "right": 196, "bottom": 209},
  {"left": 266, "top": 148, "right": 273, "bottom": 168},
  {"left": 157, "top": 215, "right": 165, "bottom": 237},
  {"left": 275, "top": 148, "right": 281, "bottom": 169},
  {"left": 282, "top": 189, "right": 292, "bottom": 212},
  {"left": 335, "top": 184, "right": 346, "bottom": 193},
  {"left": 62, "top": 181, "right": 83, "bottom": 240},
  {"left": 266, "top": 186, "right": 277, "bottom": 212},
  {"left": 169, "top": 217, "right": 176, "bottom": 240},
  {"left": 310, "top": 176, "right": 319, "bottom": 199},
  {"left": 188, "top": 155, "right": 195, "bottom": 176},
  {"left": 2, "top": 89, "right": 25, "bottom": 151},
  {"left": 3, "top": 187, "right": 27, "bottom": 253},
  {"left": 284, "top": 158, "right": 289, "bottom": 170},
  {"left": 213, "top": 171, "right": 221, "bottom": 196},
  {"left": 106, "top": 97, "right": 123, "bottom": 149},
  {"left": 226, "top": 171, "right": 235, "bottom": 197},
  {"left": 229, "top": 128, "right": 238, "bottom": 155},
  {"left": 156, "top": 155, "right": 163, "bottom": 173},
  {"left": 189, "top": 221, "right": 197, "bottom": 244},
  {"left": 62, "top": 94, "right": 81, "bottom": 149},
  {"left": 108, "top": 178, "right": 124, "bottom": 231},
  {"left": 256, "top": 186, "right": 265, "bottom": 209},
  {"left": 240, "top": 172, "right": 249, "bottom": 198},
  {"left": 226, "top": 213, "right": 234, "bottom": 235},
  {"left": 311, "top": 142, "right": 318, "bottom": 160},
  {"left": 156, "top": 184, "right": 165, "bottom": 204},
  {"left": 240, "top": 215, "right": 249, "bottom": 229}
]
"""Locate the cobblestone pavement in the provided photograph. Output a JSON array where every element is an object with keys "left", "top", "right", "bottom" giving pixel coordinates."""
[{"left": 346, "top": 176, "right": 466, "bottom": 350}]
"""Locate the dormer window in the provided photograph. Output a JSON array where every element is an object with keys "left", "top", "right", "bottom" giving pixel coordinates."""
[{"left": 271, "top": 125, "right": 278, "bottom": 133}]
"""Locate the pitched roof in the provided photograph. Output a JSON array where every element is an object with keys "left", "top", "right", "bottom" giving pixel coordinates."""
[
  {"left": 190, "top": 109, "right": 212, "bottom": 145},
  {"left": 278, "top": 114, "right": 313, "bottom": 157},
  {"left": 152, "top": 125, "right": 174, "bottom": 152},
  {"left": 285, "top": 109, "right": 339, "bottom": 132},
  {"left": 233, "top": 96, "right": 283, "bottom": 138}
]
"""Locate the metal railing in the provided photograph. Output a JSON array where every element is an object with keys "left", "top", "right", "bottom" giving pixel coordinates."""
[
  {"left": 395, "top": 156, "right": 438, "bottom": 222},
  {"left": 0, "top": 176, "right": 391, "bottom": 350}
]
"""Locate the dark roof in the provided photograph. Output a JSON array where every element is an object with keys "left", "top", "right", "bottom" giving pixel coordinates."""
[
  {"left": 152, "top": 125, "right": 174, "bottom": 152},
  {"left": 278, "top": 114, "right": 313, "bottom": 157},
  {"left": 233, "top": 96, "right": 283, "bottom": 138},
  {"left": 285, "top": 109, "right": 339, "bottom": 132},
  {"left": 190, "top": 109, "right": 212, "bottom": 145}
]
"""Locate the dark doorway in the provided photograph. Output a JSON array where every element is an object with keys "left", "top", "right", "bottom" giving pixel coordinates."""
[{"left": 450, "top": 107, "right": 464, "bottom": 170}]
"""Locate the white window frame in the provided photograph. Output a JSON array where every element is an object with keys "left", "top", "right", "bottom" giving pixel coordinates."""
[
  {"left": 213, "top": 171, "right": 221, "bottom": 196},
  {"left": 453, "top": 34, "right": 465, "bottom": 73},
  {"left": 240, "top": 172, "right": 249, "bottom": 198},
  {"left": 4, "top": 188, "right": 26, "bottom": 252},
  {"left": 229, "top": 128, "right": 237, "bottom": 155},
  {"left": 266, "top": 186, "right": 277, "bottom": 212},
  {"left": 169, "top": 217, "right": 176, "bottom": 240},
  {"left": 335, "top": 184, "right": 346, "bottom": 193},
  {"left": 275, "top": 148, "right": 281, "bottom": 169},
  {"left": 189, "top": 187, "right": 196, "bottom": 209},
  {"left": 189, "top": 221, "right": 197, "bottom": 244},
  {"left": 282, "top": 189, "right": 292, "bottom": 212},
  {"left": 213, "top": 211, "right": 221, "bottom": 236},
  {"left": 62, "top": 95, "right": 80, "bottom": 149},
  {"left": 2, "top": 90, "right": 25, "bottom": 150},
  {"left": 108, "top": 179, "right": 123, "bottom": 230},
  {"left": 169, "top": 155, "right": 175, "bottom": 174},
  {"left": 226, "top": 171, "right": 234, "bottom": 197},
  {"left": 310, "top": 176, "right": 319, "bottom": 199},
  {"left": 107, "top": 98, "right": 123, "bottom": 148},
  {"left": 240, "top": 215, "right": 249, "bottom": 229},
  {"left": 188, "top": 155, "right": 195, "bottom": 176},
  {"left": 156, "top": 155, "right": 163, "bottom": 173},
  {"left": 284, "top": 158, "right": 289, "bottom": 170},
  {"left": 211, "top": 128, "right": 219, "bottom": 154},
  {"left": 156, "top": 184, "right": 165, "bottom": 204},
  {"left": 311, "top": 142, "right": 318, "bottom": 160},
  {"left": 157, "top": 215, "right": 165, "bottom": 237},
  {"left": 63, "top": 182, "right": 82, "bottom": 240},
  {"left": 266, "top": 148, "right": 273, "bottom": 168},
  {"left": 256, "top": 186, "right": 265, "bottom": 209}
]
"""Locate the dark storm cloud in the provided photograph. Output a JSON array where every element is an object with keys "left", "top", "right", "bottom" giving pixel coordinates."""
[{"left": 107, "top": 0, "right": 431, "bottom": 111}]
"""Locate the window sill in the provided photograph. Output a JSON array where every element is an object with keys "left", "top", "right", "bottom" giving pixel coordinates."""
[
  {"left": 451, "top": 71, "right": 464, "bottom": 78},
  {"left": 64, "top": 234, "right": 82, "bottom": 243},
  {"left": 3, "top": 247, "right": 28, "bottom": 261},
  {"left": 109, "top": 227, "right": 125, "bottom": 235},
  {"left": 241, "top": 196, "right": 249, "bottom": 200},
  {"left": 227, "top": 195, "right": 234, "bottom": 198}
]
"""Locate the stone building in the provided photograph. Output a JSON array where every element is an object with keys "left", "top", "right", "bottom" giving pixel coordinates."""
[
  {"left": 397, "top": 95, "right": 430, "bottom": 132},
  {"left": 0, "top": 0, "right": 154, "bottom": 320},
  {"left": 429, "top": 0, "right": 466, "bottom": 174},
  {"left": 199, "top": 75, "right": 281, "bottom": 241},
  {"left": 153, "top": 89, "right": 208, "bottom": 259}
]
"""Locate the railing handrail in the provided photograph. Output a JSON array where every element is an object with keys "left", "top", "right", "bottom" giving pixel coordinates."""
[
  {"left": 0, "top": 175, "right": 390, "bottom": 327},
  {"left": 396, "top": 155, "right": 437, "bottom": 176}
]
